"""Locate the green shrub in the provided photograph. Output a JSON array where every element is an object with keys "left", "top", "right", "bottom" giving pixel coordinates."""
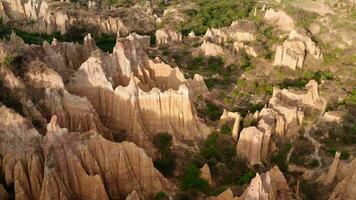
[
  {"left": 207, "top": 56, "right": 224, "bottom": 72},
  {"left": 2, "top": 55, "right": 15, "bottom": 66},
  {"left": 153, "top": 133, "right": 175, "bottom": 176},
  {"left": 154, "top": 156, "right": 176, "bottom": 177},
  {"left": 154, "top": 192, "right": 169, "bottom": 200},
  {"left": 285, "top": 6, "right": 318, "bottom": 30},
  {"left": 204, "top": 103, "right": 223, "bottom": 121},
  {"left": 271, "top": 142, "right": 292, "bottom": 173},
  {"left": 153, "top": 132, "right": 172, "bottom": 153},
  {"left": 181, "top": 164, "right": 209, "bottom": 192},
  {"left": 240, "top": 53, "right": 254, "bottom": 71},
  {"left": 96, "top": 34, "right": 116, "bottom": 53},
  {"left": 291, "top": 138, "right": 314, "bottom": 166},
  {"left": 220, "top": 123, "right": 232, "bottom": 135},
  {"left": 237, "top": 169, "right": 255, "bottom": 185},
  {"left": 181, "top": 0, "right": 255, "bottom": 35}
]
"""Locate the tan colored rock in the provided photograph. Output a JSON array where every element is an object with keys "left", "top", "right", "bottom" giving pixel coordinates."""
[
  {"left": 329, "top": 158, "right": 356, "bottom": 200},
  {"left": 236, "top": 127, "right": 264, "bottom": 165},
  {"left": 238, "top": 166, "right": 292, "bottom": 200},
  {"left": 126, "top": 190, "right": 141, "bottom": 200},
  {"left": 273, "top": 39, "right": 306, "bottom": 70},
  {"left": 264, "top": 9, "right": 295, "bottom": 32},
  {"left": 274, "top": 29, "right": 322, "bottom": 70},
  {"left": 147, "top": 59, "right": 209, "bottom": 97},
  {"left": 289, "top": 29, "right": 322, "bottom": 59},
  {"left": 318, "top": 151, "right": 341, "bottom": 184},
  {"left": 268, "top": 80, "right": 326, "bottom": 138},
  {"left": 24, "top": 61, "right": 112, "bottom": 139},
  {"left": 200, "top": 40, "right": 224, "bottom": 57},
  {"left": 322, "top": 111, "right": 342, "bottom": 123},
  {"left": 0, "top": 0, "right": 158, "bottom": 35},
  {"left": 0, "top": 184, "right": 8, "bottom": 200},
  {"left": 0, "top": 109, "right": 172, "bottom": 199},
  {"left": 200, "top": 164, "right": 214, "bottom": 186},
  {"left": 234, "top": 42, "right": 258, "bottom": 57},
  {"left": 208, "top": 188, "right": 234, "bottom": 200},
  {"left": 156, "top": 28, "right": 182, "bottom": 45},
  {"left": 205, "top": 20, "right": 256, "bottom": 44},
  {"left": 220, "top": 110, "right": 241, "bottom": 142},
  {"left": 69, "top": 54, "right": 209, "bottom": 156}
]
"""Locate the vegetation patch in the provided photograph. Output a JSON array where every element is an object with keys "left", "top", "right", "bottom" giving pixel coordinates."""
[
  {"left": 153, "top": 132, "right": 176, "bottom": 177},
  {"left": 181, "top": 0, "right": 255, "bottom": 35}
]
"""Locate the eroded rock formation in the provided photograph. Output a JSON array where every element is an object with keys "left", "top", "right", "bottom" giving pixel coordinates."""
[
  {"left": 200, "top": 164, "right": 213, "bottom": 186},
  {"left": 239, "top": 166, "right": 292, "bottom": 200},
  {"left": 328, "top": 158, "right": 356, "bottom": 200},
  {"left": 235, "top": 80, "right": 325, "bottom": 164},
  {"left": 208, "top": 166, "right": 291, "bottom": 200},
  {"left": 264, "top": 9, "right": 295, "bottom": 32},
  {"left": 274, "top": 29, "right": 322, "bottom": 70},
  {"left": 204, "top": 20, "right": 257, "bottom": 44},
  {"left": 0, "top": 0, "right": 155, "bottom": 35},
  {"left": 0, "top": 107, "right": 172, "bottom": 199},
  {"left": 156, "top": 28, "right": 182, "bottom": 46}
]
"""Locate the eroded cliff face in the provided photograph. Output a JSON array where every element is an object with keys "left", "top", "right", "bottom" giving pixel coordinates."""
[
  {"left": 273, "top": 28, "right": 322, "bottom": 70},
  {"left": 204, "top": 20, "right": 257, "bottom": 44},
  {"left": 0, "top": 0, "right": 155, "bottom": 35},
  {"left": 208, "top": 166, "right": 292, "bottom": 200},
  {"left": 239, "top": 166, "right": 292, "bottom": 200},
  {"left": 0, "top": 107, "right": 172, "bottom": 199},
  {"left": 328, "top": 158, "right": 356, "bottom": 200},
  {"left": 235, "top": 80, "right": 325, "bottom": 165}
]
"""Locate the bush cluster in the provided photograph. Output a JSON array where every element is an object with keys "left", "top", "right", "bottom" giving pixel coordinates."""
[
  {"left": 181, "top": 0, "right": 255, "bottom": 35},
  {"left": 153, "top": 132, "right": 176, "bottom": 177}
]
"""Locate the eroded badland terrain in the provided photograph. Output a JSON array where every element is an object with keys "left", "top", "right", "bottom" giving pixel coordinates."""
[{"left": 0, "top": 0, "right": 355, "bottom": 199}]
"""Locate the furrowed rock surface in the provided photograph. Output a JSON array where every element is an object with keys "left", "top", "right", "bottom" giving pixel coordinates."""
[
  {"left": 19, "top": 34, "right": 96, "bottom": 82},
  {"left": 0, "top": 184, "right": 8, "bottom": 200},
  {"left": 274, "top": 29, "right": 322, "bottom": 69},
  {"left": 238, "top": 166, "right": 292, "bottom": 200},
  {"left": 200, "top": 40, "right": 224, "bottom": 57},
  {"left": 18, "top": 59, "right": 112, "bottom": 139},
  {"left": 236, "top": 127, "right": 265, "bottom": 166},
  {"left": 220, "top": 109, "right": 241, "bottom": 142},
  {"left": 208, "top": 166, "right": 291, "bottom": 200},
  {"left": 268, "top": 80, "right": 326, "bottom": 138},
  {"left": 67, "top": 34, "right": 210, "bottom": 156},
  {"left": 273, "top": 39, "right": 306, "bottom": 70},
  {"left": 328, "top": 158, "right": 356, "bottom": 200},
  {"left": 235, "top": 81, "right": 325, "bottom": 164},
  {"left": 200, "top": 164, "right": 214, "bottom": 186},
  {"left": 318, "top": 151, "right": 341, "bottom": 184},
  {"left": 204, "top": 20, "right": 257, "bottom": 44},
  {"left": 0, "top": 0, "right": 155, "bottom": 35},
  {"left": 156, "top": 28, "right": 182, "bottom": 46},
  {"left": 264, "top": 9, "right": 295, "bottom": 32},
  {"left": 69, "top": 55, "right": 209, "bottom": 151},
  {"left": 0, "top": 108, "right": 172, "bottom": 199}
]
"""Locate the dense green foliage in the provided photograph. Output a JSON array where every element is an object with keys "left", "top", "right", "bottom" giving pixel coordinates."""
[
  {"left": 278, "top": 70, "right": 334, "bottom": 88},
  {"left": 290, "top": 137, "right": 315, "bottom": 167},
  {"left": 153, "top": 133, "right": 176, "bottom": 177},
  {"left": 204, "top": 103, "right": 223, "bottom": 121},
  {"left": 182, "top": 0, "right": 255, "bottom": 35},
  {"left": 154, "top": 192, "right": 169, "bottom": 200},
  {"left": 181, "top": 164, "right": 209, "bottom": 192},
  {"left": 194, "top": 133, "right": 254, "bottom": 186},
  {"left": 285, "top": 6, "right": 318, "bottom": 30},
  {"left": 271, "top": 141, "right": 292, "bottom": 173}
]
